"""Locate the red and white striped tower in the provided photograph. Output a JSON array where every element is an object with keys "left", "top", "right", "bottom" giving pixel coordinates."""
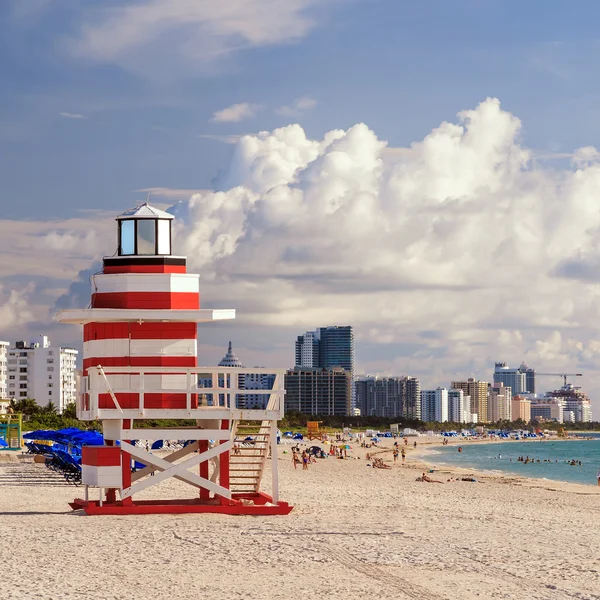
[{"left": 56, "top": 203, "right": 291, "bottom": 515}]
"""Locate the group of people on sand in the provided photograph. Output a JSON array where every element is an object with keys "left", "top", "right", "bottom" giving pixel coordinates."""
[{"left": 292, "top": 449, "right": 313, "bottom": 470}]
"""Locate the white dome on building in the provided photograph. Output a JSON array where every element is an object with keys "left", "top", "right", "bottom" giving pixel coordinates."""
[{"left": 218, "top": 341, "right": 244, "bottom": 368}]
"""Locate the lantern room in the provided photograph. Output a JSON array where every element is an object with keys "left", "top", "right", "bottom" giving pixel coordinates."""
[{"left": 117, "top": 202, "right": 173, "bottom": 257}]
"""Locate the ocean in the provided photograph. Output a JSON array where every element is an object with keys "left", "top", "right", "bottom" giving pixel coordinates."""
[{"left": 423, "top": 436, "right": 600, "bottom": 486}]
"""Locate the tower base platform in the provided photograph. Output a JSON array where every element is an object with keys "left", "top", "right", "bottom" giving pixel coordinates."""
[{"left": 69, "top": 494, "right": 293, "bottom": 516}]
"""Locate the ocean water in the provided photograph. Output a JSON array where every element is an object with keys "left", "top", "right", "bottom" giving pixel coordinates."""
[{"left": 424, "top": 436, "right": 600, "bottom": 486}]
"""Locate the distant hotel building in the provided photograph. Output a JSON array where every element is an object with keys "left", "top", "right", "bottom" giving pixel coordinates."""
[
  {"left": 493, "top": 361, "right": 535, "bottom": 395},
  {"left": 0, "top": 341, "right": 8, "bottom": 399},
  {"left": 355, "top": 376, "right": 421, "bottom": 419},
  {"left": 487, "top": 382, "right": 512, "bottom": 422},
  {"left": 448, "top": 389, "right": 473, "bottom": 423},
  {"left": 295, "top": 326, "right": 355, "bottom": 406},
  {"left": 511, "top": 395, "right": 531, "bottom": 423},
  {"left": 5, "top": 336, "right": 77, "bottom": 413},
  {"left": 451, "top": 378, "right": 488, "bottom": 423},
  {"left": 285, "top": 367, "right": 352, "bottom": 416},
  {"left": 421, "top": 388, "right": 448, "bottom": 423}
]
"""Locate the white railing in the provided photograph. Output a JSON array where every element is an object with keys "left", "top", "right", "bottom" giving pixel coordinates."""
[{"left": 79, "top": 366, "right": 286, "bottom": 421}]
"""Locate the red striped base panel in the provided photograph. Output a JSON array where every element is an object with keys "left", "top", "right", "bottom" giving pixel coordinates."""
[
  {"left": 91, "top": 292, "right": 199, "bottom": 309},
  {"left": 84, "top": 322, "right": 197, "bottom": 342}
]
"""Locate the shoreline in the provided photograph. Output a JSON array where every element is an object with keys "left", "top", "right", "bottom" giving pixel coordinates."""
[{"left": 405, "top": 438, "right": 600, "bottom": 490}]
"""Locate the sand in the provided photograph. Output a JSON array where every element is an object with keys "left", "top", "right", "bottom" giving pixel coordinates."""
[{"left": 1, "top": 441, "right": 600, "bottom": 600}]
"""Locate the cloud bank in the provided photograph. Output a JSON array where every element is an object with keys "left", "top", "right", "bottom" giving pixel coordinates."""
[
  {"left": 6, "top": 96, "right": 600, "bottom": 400},
  {"left": 165, "top": 98, "right": 600, "bottom": 397}
]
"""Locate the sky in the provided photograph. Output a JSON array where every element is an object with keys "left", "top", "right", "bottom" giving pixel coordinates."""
[{"left": 3, "top": 0, "right": 600, "bottom": 401}]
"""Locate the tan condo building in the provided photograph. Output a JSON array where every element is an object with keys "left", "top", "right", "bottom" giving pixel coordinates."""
[{"left": 452, "top": 378, "right": 489, "bottom": 423}]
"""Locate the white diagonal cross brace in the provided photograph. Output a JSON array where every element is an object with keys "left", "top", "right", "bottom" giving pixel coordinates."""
[
  {"left": 130, "top": 441, "right": 200, "bottom": 482},
  {"left": 120, "top": 441, "right": 233, "bottom": 499}
]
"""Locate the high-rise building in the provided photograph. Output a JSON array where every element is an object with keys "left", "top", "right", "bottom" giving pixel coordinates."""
[
  {"left": 5, "top": 336, "right": 77, "bottom": 412},
  {"left": 355, "top": 376, "right": 420, "bottom": 418},
  {"left": 511, "top": 395, "right": 531, "bottom": 423},
  {"left": 448, "top": 389, "right": 472, "bottom": 423},
  {"left": 421, "top": 388, "right": 448, "bottom": 423},
  {"left": 493, "top": 361, "right": 535, "bottom": 394},
  {"left": 487, "top": 382, "right": 512, "bottom": 422},
  {"left": 403, "top": 377, "right": 421, "bottom": 420},
  {"left": 294, "top": 326, "right": 355, "bottom": 408},
  {"left": 295, "top": 331, "right": 320, "bottom": 367},
  {"left": 285, "top": 367, "right": 351, "bottom": 415},
  {"left": 451, "top": 378, "right": 488, "bottom": 423},
  {"left": 0, "top": 341, "right": 8, "bottom": 399}
]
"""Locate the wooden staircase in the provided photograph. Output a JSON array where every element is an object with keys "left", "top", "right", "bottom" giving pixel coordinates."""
[
  {"left": 229, "top": 389, "right": 279, "bottom": 495},
  {"left": 229, "top": 421, "right": 271, "bottom": 494}
]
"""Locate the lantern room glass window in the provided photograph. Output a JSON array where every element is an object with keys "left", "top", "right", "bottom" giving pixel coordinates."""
[
  {"left": 137, "top": 219, "right": 155, "bottom": 255},
  {"left": 157, "top": 219, "right": 171, "bottom": 254},
  {"left": 120, "top": 220, "right": 135, "bottom": 255},
  {"left": 118, "top": 218, "right": 172, "bottom": 256}
]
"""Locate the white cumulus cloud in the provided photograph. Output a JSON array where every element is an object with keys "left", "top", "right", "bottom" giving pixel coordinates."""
[{"left": 163, "top": 97, "right": 600, "bottom": 401}]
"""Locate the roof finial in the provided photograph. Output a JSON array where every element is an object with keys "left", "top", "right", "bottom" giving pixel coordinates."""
[
  {"left": 228, "top": 341, "right": 233, "bottom": 353},
  {"left": 145, "top": 191, "right": 150, "bottom": 206}
]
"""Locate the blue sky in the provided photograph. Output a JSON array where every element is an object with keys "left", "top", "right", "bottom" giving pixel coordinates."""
[
  {"left": 3, "top": 0, "right": 600, "bottom": 220},
  {"left": 4, "top": 0, "right": 600, "bottom": 397}
]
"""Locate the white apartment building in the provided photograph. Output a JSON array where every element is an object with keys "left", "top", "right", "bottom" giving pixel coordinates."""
[
  {"left": 421, "top": 388, "right": 448, "bottom": 423},
  {"left": 488, "top": 382, "right": 512, "bottom": 422},
  {"left": 0, "top": 341, "right": 8, "bottom": 399},
  {"left": 448, "top": 389, "right": 472, "bottom": 424},
  {"left": 6, "top": 336, "right": 78, "bottom": 413}
]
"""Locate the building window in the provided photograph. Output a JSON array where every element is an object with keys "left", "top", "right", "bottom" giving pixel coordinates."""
[
  {"left": 48, "top": 390, "right": 52, "bottom": 395},
  {"left": 19, "top": 384, "right": 27, "bottom": 389},
  {"left": 19, "top": 375, "right": 26, "bottom": 381},
  {"left": 20, "top": 368, "right": 27, "bottom": 373},
  {"left": 47, "top": 359, "right": 54, "bottom": 364},
  {"left": 20, "top": 392, "right": 27, "bottom": 397},
  {"left": 47, "top": 367, "right": 54, "bottom": 372},
  {"left": 9, "top": 375, "right": 14, "bottom": 380}
]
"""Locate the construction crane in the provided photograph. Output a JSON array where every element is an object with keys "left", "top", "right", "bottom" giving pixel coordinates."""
[{"left": 536, "top": 373, "right": 583, "bottom": 387}]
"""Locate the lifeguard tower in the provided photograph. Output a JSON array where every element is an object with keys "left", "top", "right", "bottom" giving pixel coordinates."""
[
  {"left": 0, "top": 414, "right": 22, "bottom": 450},
  {"left": 55, "top": 203, "right": 291, "bottom": 515}
]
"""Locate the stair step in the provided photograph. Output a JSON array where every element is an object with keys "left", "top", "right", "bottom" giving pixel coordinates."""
[{"left": 230, "top": 468, "right": 261, "bottom": 471}]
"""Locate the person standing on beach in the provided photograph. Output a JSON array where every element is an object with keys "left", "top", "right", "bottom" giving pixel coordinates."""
[
  {"left": 393, "top": 449, "right": 398, "bottom": 463},
  {"left": 597, "top": 469, "right": 600, "bottom": 486},
  {"left": 302, "top": 451, "right": 309, "bottom": 470},
  {"left": 413, "top": 440, "right": 417, "bottom": 449},
  {"left": 401, "top": 448, "right": 406, "bottom": 465},
  {"left": 292, "top": 450, "right": 299, "bottom": 470}
]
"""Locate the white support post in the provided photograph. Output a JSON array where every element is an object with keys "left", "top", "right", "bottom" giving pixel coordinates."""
[
  {"left": 139, "top": 370, "right": 145, "bottom": 416},
  {"left": 186, "top": 370, "right": 191, "bottom": 410},
  {"left": 270, "top": 420, "right": 279, "bottom": 504},
  {"left": 99, "top": 487, "right": 103, "bottom": 507},
  {"left": 232, "top": 371, "right": 238, "bottom": 410}
]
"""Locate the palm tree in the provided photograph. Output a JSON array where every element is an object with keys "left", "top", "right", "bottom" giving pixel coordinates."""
[{"left": 41, "top": 401, "right": 57, "bottom": 416}]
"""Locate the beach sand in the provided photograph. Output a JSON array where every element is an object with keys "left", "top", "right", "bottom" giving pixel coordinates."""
[{"left": 1, "top": 442, "right": 599, "bottom": 600}]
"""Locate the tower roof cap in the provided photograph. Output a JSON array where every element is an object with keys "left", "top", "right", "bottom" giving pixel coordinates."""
[{"left": 117, "top": 203, "right": 174, "bottom": 220}]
